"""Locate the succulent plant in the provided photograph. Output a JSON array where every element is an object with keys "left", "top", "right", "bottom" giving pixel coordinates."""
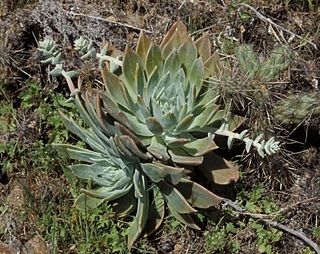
[
  {"left": 39, "top": 21, "right": 280, "bottom": 248},
  {"left": 236, "top": 44, "right": 292, "bottom": 83},
  {"left": 208, "top": 43, "right": 292, "bottom": 111},
  {"left": 273, "top": 93, "right": 320, "bottom": 125}
]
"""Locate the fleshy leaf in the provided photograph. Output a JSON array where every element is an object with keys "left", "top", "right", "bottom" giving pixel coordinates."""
[
  {"left": 178, "top": 37, "right": 197, "bottom": 73},
  {"left": 136, "top": 32, "right": 152, "bottom": 64},
  {"left": 157, "top": 180, "right": 197, "bottom": 214},
  {"left": 111, "top": 188, "right": 137, "bottom": 218},
  {"left": 141, "top": 163, "right": 184, "bottom": 185},
  {"left": 146, "top": 117, "right": 164, "bottom": 135},
  {"left": 161, "top": 21, "right": 188, "bottom": 58},
  {"left": 175, "top": 178, "right": 223, "bottom": 208},
  {"left": 204, "top": 50, "right": 220, "bottom": 78},
  {"left": 195, "top": 32, "right": 211, "bottom": 61},
  {"left": 118, "top": 135, "right": 149, "bottom": 160},
  {"left": 146, "top": 43, "right": 163, "bottom": 76},
  {"left": 199, "top": 152, "right": 239, "bottom": 185},
  {"left": 167, "top": 204, "right": 200, "bottom": 230},
  {"left": 103, "top": 70, "right": 130, "bottom": 109},
  {"left": 169, "top": 148, "right": 203, "bottom": 166},
  {"left": 143, "top": 187, "right": 165, "bottom": 236},
  {"left": 182, "top": 137, "right": 219, "bottom": 156},
  {"left": 147, "top": 136, "right": 170, "bottom": 161},
  {"left": 189, "top": 58, "right": 204, "bottom": 96},
  {"left": 74, "top": 193, "right": 105, "bottom": 210},
  {"left": 128, "top": 174, "right": 149, "bottom": 249},
  {"left": 123, "top": 48, "right": 142, "bottom": 99},
  {"left": 175, "top": 114, "right": 193, "bottom": 134}
]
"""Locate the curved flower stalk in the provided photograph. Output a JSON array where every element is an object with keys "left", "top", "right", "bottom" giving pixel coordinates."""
[
  {"left": 209, "top": 123, "right": 280, "bottom": 157},
  {"left": 38, "top": 37, "right": 77, "bottom": 93}
]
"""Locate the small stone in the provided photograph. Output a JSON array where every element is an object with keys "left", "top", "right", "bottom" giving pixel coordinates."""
[
  {"left": 22, "top": 236, "right": 48, "bottom": 254},
  {"left": 5, "top": 183, "right": 25, "bottom": 212}
]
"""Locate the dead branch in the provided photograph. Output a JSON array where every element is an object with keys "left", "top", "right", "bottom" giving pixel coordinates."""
[
  {"left": 63, "top": 10, "right": 153, "bottom": 34},
  {"left": 224, "top": 199, "right": 320, "bottom": 254},
  {"left": 238, "top": 3, "right": 317, "bottom": 50}
]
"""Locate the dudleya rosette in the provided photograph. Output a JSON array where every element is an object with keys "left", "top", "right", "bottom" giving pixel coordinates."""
[{"left": 40, "top": 21, "right": 280, "bottom": 248}]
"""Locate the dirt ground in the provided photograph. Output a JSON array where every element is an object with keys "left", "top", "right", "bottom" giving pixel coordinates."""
[{"left": 0, "top": 0, "right": 319, "bottom": 253}]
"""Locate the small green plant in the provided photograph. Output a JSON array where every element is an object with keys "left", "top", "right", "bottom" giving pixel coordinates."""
[
  {"left": 250, "top": 220, "right": 283, "bottom": 254},
  {"left": 39, "top": 21, "right": 280, "bottom": 248},
  {"left": 204, "top": 222, "right": 240, "bottom": 253},
  {"left": 241, "top": 186, "right": 279, "bottom": 214}
]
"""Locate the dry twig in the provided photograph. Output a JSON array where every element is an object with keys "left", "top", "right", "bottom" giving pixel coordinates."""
[
  {"left": 238, "top": 3, "right": 317, "bottom": 49},
  {"left": 224, "top": 199, "right": 320, "bottom": 254},
  {"left": 63, "top": 10, "right": 153, "bottom": 34}
]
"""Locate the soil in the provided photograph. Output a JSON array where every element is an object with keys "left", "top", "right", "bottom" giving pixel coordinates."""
[{"left": 0, "top": 0, "right": 319, "bottom": 253}]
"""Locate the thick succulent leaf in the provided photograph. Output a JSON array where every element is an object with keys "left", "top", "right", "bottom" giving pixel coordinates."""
[
  {"left": 123, "top": 48, "right": 143, "bottom": 99},
  {"left": 204, "top": 110, "right": 245, "bottom": 131},
  {"left": 189, "top": 58, "right": 204, "bottom": 96},
  {"left": 199, "top": 152, "right": 239, "bottom": 185},
  {"left": 161, "top": 111, "right": 177, "bottom": 131},
  {"left": 111, "top": 188, "right": 137, "bottom": 218},
  {"left": 151, "top": 99, "right": 164, "bottom": 124},
  {"left": 196, "top": 88, "right": 220, "bottom": 109},
  {"left": 146, "top": 117, "right": 164, "bottom": 135},
  {"left": 74, "top": 193, "right": 105, "bottom": 210},
  {"left": 137, "top": 95, "right": 151, "bottom": 119},
  {"left": 182, "top": 137, "right": 219, "bottom": 156},
  {"left": 141, "top": 163, "right": 184, "bottom": 185},
  {"left": 59, "top": 111, "right": 106, "bottom": 154},
  {"left": 143, "top": 187, "right": 165, "bottom": 236},
  {"left": 163, "top": 49, "right": 181, "bottom": 77},
  {"left": 144, "top": 67, "right": 160, "bottom": 105},
  {"left": 103, "top": 70, "right": 131, "bottom": 109},
  {"left": 134, "top": 64, "right": 146, "bottom": 98},
  {"left": 118, "top": 135, "right": 149, "bottom": 160},
  {"left": 178, "top": 37, "right": 197, "bottom": 73},
  {"left": 74, "top": 93, "right": 112, "bottom": 147},
  {"left": 175, "top": 178, "right": 222, "bottom": 208},
  {"left": 121, "top": 112, "right": 154, "bottom": 137},
  {"left": 128, "top": 173, "right": 149, "bottom": 249},
  {"left": 136, "top": 32, "right": 152, "bottom": 64},
  {"left": 236, "top": 44, "right": 260, "bottom": 80},
  {"left": 188, "top": 104, "right": 220, "bottom": 131},
  {"left": 161, "top": 21, "right": 188, "bottom": 58},
  {"left": 195, "top": 32, "right": 211, "bottom": 62},
  {"left": 152, "top": 71, "right": 171, "bottom": 98},
  {"left": 101, "top": 92, "right": 121, "bottom": 117},
  {"left": 53, "top": 144, "right": 105, "bottom": 163},
  {"left": 133, "top": 169, "right": 143, "bottom": 198},
  {"left": 114, "top": 135, "right": 135, "bottom": 157},
  {"left": 157, "top": 180, "right": 197, "bottom": 214},
  {"left": 147, "top": 136, "right": 170, "bottom": 161},
  {"left": 70, "top": 163, "right": 117, "bottom": 185},
  {"left": 204, "top": 50, "right": 221, "bottom": 78},
  {"left": 81, "top": 183, "right": 132, "bottom": 201},
  {"left": 175, "top": 114, "right": 194, "bottom": 134},
  {"left": 114, "top": 122, "right": 144, "bottom": 147},
  {"left": 166, "top": 137, "right": 191, "bottom": 148},
  {"left": 169, "top": 148, "right": 203, "bottom": 166},
  {"left": 167, "top": 204, "right": 201, "bottom": 230},
  {"left": 146, "top": 43, "right": 163, "bottom": 76},
  {"left": 85, "top": 92, "right": 117, "bottom": 137}
]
